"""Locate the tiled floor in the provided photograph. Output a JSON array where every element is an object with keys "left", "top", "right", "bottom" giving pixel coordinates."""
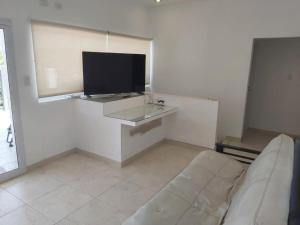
[
  {"left": 223, "top": 128, "right": 281, "bottom": 151},
  {"left": 0, "top": 142, "right": 205, "bottom": 225}
]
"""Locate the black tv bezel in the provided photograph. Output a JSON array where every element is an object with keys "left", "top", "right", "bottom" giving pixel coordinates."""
[{"left": 82, "top": 51, "right": 146, "bottom": 96}]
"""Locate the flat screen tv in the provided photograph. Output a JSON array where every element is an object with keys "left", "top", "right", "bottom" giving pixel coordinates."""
[{"left": 82, "top": 52, "right": 146, "bottom": 95}]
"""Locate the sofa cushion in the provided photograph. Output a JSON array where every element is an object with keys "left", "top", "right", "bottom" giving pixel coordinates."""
[
  {"left": 122, "top": 150, "right": 245, "bottom": 225},
  {"left": 223, "top": 134, "right": 294, "bottom": 225}
]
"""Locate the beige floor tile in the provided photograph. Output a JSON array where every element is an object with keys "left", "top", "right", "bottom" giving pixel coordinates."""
[
  {"left": 140, "top": 157, "right": 187, "bottom": 175},
  {"left": 29, "top": 185, "right": 92, "bottom": 222},
  {"left": 133, "top": 144, "right": 202, "bottom": 174},
  {"left": 140, "top": 143, "right": 201, "bottom": 162},
  {"left": 0, "top": 175, "right": 24, "bottom": 190},
  {"left": 56, "top": 153, "right": 111, "bottom": 171},
  {"left": 5, "top": 174, "right": 62, "bottom": 203},
  {"left": 55, "top": 219, "right": 78, "bottom": 225},
  {"left": 128, "top": 154, "right": 195, "bottom": 190},
  {"left": 0, "top": 142, "right": 202, "bottom": 224},
  {"left": 126, "top": 169, "right": 172, "bottom": 191},
  {"left": 104, "top": 164, "right": 141, "bottom": 181},
  {"left": 37, "top": 153, "right": 110, "bottom": 183},
  {"left": 67, "top": 170, "right": 122, "bottom": 197},
  {"left": 223, "top": 128, "right": 282, "bottom": 151},
  {"left": 98, "top": 181, "right": 156, "bottom": 215},
  {"left": 0, "top": 190, "right": 24, "bottom": 217},
  {"left": 0, "top": 205, "right": 54, "bottom": 225},
  {"left": 0, "top": 169, "right": 50, "bottom": 189},
  {"left": 65, "top": 198, "right": 127, "bottom": 225}
]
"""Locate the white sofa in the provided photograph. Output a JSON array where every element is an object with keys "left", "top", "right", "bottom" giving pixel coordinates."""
[{"left": 122, "top": 134, "right": 294, "bottom": 225}]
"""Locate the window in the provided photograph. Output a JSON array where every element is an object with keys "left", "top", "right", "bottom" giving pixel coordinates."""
[{"left": 31, "top": 21, "right": 152, "bottom": 98}]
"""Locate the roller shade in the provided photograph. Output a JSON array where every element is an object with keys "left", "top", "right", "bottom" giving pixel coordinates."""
[{"left": 31, "top": 21, "right": 151, "bottom": 98}]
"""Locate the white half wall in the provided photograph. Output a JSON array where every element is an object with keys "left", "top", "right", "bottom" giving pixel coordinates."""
[
  {"left": 74, "top": 96, "right": 146, "bottom": 162},
  {"left": 152, "top": 93, "right": 219, "bottom": 149},
  {"left": 0, "top": 0, "right": 151, "bottom": 165},
  {"left": 121, "top": 122, "right": 165, "bottom": 161},
  {"left": 150, "top": 0, "right": 300, "bottom": 140},
  {"left": 74, "top": 99, "right": 122, "bottom": 162},
  {"left": 245, "top": 38, "right": 300, "bottom": 135},
  {"left": 74, "top": 93, "right": 218, "bottom": 163}
]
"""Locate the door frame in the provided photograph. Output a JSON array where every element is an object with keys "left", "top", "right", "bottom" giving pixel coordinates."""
[
  {"left": 0, "top": 18, "right": 26, "bottom": 182},
  {"left": 241, "top": 39, "right": 256, "bottom": 139}
]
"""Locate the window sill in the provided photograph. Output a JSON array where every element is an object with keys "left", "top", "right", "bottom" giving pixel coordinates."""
[
  {"left": 37, "top": 85, "right": 151, "bottom": 103},
  {"left": 38, "top": 93, "right": 83, "bottom": 103}
]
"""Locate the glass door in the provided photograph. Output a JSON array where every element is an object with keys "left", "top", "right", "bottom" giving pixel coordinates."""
[{"left": 0, "top": 20, "right": 26, "bottom": 182}]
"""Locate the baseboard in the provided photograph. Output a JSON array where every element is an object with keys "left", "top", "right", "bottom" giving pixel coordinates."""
[
  {"left": 94, "top": 138, "right": 206, "bottom": 167},
  {"left": 224, "top": 136, "right": 242, "bottom": 143},
  {"left": 28, "top": 148, "right": 77, "bottom": 170},
  {"left": 164, "top": 139, "right": 210, "bottom": 151},
  {"left": 27, "top": 139, "right": 208, "bottom": 171},
  {"left": 28, "top": 148, "right": 122, "bottom": 170},
  {"left": 75, "top": 148, "right": 121, "bottom": 167},
  {"left": 248, "top": 127, "right": 300, "bottom": 139},
  {"left": 121, "top": 140, "right": 165, "bottom": 167}
]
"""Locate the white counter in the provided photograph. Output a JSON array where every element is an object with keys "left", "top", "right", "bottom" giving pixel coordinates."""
[{"left": 105, "top": 104, "right": 178, "bottom": 126}]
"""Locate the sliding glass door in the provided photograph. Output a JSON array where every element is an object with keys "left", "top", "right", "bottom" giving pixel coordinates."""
[{"left": 0, "top": 19, "right": 26, "bottom": 182}]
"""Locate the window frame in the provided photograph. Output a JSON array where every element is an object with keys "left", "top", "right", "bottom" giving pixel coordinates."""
[{"left": 30, "top": 20, "right": 153, "bottom": 102}]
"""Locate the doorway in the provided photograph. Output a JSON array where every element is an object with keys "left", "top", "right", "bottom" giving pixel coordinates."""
[
  {"left": 0, "top": 20, "right": 25, "bottom": 182},
  {"left": 243, "top": 37, "right": 300, "bottom": 150}
]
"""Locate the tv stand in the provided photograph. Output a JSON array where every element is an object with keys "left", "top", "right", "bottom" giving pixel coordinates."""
[
  {"left": 81, "top": 93, "right": 143, "bottom": 103},
  {"left": 75, "top": 95, "right": 177, "bottom": 165},
  {"left": 105, "top": 104, "right": 177, "bottom": 127},
  {"left": 84, "top": 94, "right": 116, "bottom": 99}
]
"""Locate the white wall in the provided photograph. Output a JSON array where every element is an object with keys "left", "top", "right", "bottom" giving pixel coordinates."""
[
  {"left": 74, "top": 99, "right": 122, "bottom": 162},
  {"left": 74, "top": 96, "right": 146, "bottom": 162},
  {"left": 121, "top": 122, "right": 166, "bottom": 161},
  {"left": 0, "top": 0, "right": 151, "bottom": 165},
  {"left": 152, "top": 93, "right": 218, "bottom": 149},
  {"left": 150, "top": 0, "right": 300, "bottom": 140},
  {"left": 245, "top": 38, "right": 300, "bottom": 135}
]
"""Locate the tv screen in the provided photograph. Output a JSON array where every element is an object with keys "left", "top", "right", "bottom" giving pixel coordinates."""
[{"left": 82, "top": 52, "right": 146, "bottom": 95}]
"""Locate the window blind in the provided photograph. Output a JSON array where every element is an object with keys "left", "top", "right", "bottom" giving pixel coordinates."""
[{"left": 31, "top": 21, "right": 152, "bottom": 98}]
